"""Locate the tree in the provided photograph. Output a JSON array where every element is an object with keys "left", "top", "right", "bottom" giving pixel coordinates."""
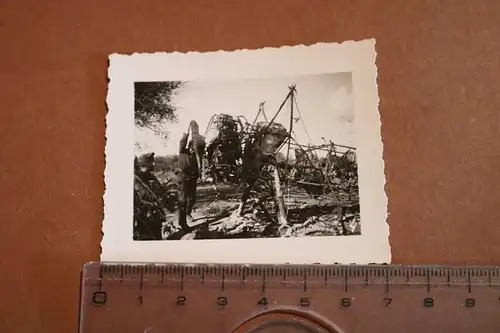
[
  {"left": 134, "top": 81, "right": 185, "bottom": 138},
  {"left": 154, "top": 155, "right": 179, "bottom": 172}
]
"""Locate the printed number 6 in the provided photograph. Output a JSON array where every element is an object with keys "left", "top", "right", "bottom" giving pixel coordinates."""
[{"left": 217, "top": 296, "right": 228, "bottom": 306}]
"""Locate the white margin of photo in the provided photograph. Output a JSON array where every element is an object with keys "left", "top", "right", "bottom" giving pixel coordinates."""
[{"left": 102, "top": 38, "right": 390, "bottom": 264}]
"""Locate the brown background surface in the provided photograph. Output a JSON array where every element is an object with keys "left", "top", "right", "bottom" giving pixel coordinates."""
[{"left": 1, "top": 0, "right": 500, "bottom": 332}]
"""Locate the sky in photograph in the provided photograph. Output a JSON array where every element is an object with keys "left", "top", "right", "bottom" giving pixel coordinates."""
[{"left": 135, "top": 72, "right": 354, "bottom": 157}]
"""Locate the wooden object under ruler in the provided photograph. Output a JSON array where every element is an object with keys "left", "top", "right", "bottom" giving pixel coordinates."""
[{"left": 79, "top": 262, "right": 500, "bottom": 333}]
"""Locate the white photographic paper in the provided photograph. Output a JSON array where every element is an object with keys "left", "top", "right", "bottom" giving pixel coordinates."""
[{"left": 102, "top": 39, "right": 390, "bottom": 264}]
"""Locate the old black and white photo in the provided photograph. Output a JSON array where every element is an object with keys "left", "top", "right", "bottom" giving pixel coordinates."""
[
  {"left": 134, "top": 74, "right": 360, "bottom": 241},
  {"left": 103, "top": 39, "right": 389, "bottom": 264}
]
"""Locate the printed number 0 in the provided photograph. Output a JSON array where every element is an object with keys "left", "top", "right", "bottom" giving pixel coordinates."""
[{"left": 92, "top": 291, "right": 107, "bottom": 305}]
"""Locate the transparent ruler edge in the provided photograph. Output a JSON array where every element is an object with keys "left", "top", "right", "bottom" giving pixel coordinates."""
[
  {"left": 81, "top": 262, "right": 500, "bottom": 287},
  {"left": 79, "top": 263, "right": 500, "bottom": 332}
]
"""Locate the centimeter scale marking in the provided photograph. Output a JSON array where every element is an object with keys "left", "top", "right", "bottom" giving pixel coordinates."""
[
  {"left": 80, "top": 263, "right": 500, "bottom": 333},
  {"left": 85, "top": 263, "right": 500, "bottom": 303},
  {"left": 90, "top": 263, "right": 500, "bottom": 284}
]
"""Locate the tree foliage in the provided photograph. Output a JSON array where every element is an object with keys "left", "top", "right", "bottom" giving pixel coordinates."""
[
  {"left": 154, "top": 155, "right": 179, "bottom": 172},
  {"left": 134, "top": 81, "right": 185, "bottom": 136}
]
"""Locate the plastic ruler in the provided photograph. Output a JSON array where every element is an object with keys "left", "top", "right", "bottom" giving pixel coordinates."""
[{"left": 79, "top": 262, "right": 500, "bottom": 332}]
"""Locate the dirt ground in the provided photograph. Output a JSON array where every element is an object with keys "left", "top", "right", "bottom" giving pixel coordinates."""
[{"left": 161, "top": 181, "right": 361, "bottom": 240}]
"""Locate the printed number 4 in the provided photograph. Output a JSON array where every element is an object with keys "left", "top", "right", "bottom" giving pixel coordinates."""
[{"left": 258, "top": 297, "right": 268, "bottom": 306}]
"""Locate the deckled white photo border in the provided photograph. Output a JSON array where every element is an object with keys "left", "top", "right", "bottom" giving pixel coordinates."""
[{"left": 102, "top": 38, "right": 390, "bottom": 264}]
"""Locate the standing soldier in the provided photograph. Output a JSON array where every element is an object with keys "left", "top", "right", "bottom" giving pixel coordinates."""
[
  {"left": 133, "top": 152, "right": 166, "bottom": 240},
  {"left": 177, "top": 132, "right": 200, "bottom": 231}
]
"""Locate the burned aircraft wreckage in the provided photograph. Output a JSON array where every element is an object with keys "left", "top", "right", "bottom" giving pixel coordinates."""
[
  {"left": 200, "top": 85, "right": 357, "bottom": 195},
  {"left": 134, "top": 85, "right": 358, "bottom": 240}
]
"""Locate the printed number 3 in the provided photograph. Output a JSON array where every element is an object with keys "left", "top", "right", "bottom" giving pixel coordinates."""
[{"left": 217, "top": 297, "right": 228, "bottom": 306}]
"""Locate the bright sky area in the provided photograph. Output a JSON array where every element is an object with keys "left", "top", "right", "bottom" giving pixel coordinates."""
[{"left": 135, "top": 72, "right": 354, "bottom": 157}]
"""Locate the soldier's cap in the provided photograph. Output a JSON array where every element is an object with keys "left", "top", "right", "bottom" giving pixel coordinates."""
[{"left": 138, "top": 152, "right": 155, "bottom": 165}]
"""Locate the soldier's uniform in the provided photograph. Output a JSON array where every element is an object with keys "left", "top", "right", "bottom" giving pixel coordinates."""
[
  {"left": 133, "top": 153, "right": 166, "bottom": 240},
  {"left": 177, "top": 133, "right": 199, "bottom": 231}
]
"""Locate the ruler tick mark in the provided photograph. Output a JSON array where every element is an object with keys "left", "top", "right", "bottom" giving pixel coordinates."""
[
  {"left": 468, "top": 271, "right": 472, "bottom": 294},
  {"left": 120, "top": 266, "right": 124, "bottom": 284},
  {"left": 344, "top": 274, "right": 348, "bottom": 292},
  {"left": 426, "top": 271, "right": 430, "bottom": 293},
  {"left": 221, "top": 270, "right": 225, "bottom": 292},
  {"left": 262, "top": 272, "right": 266, "bottom": 293},
  {"left": 488, "top": 270, "right": 491, "bottom": 286},
  {"left": 99, "top": 265, "right": 103, "bottom": 290},
  {"left": 140, "top": 269, "right": 144, "bottom": 290},
  {"left": 181, "top": 270, "right": 184, "bottom": 291},
  {"left": 304, "top": 272, "right": 307, "bottom": 292},
  {"left": 385, "top": 270, "right": 389, "bottom": 293},
  {"left": 447, "top": 270, "right": 450, "bottom": 287}
]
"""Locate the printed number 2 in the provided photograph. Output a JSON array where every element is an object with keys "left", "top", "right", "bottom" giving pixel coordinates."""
[{"left": 176, "top": 296, "right": 186, "bottom": 306}]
